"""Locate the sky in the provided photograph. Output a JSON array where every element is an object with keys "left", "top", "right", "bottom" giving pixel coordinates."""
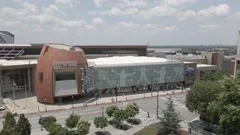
[{"left": 0, "top": 0, "right": 240, "bottom": 45}]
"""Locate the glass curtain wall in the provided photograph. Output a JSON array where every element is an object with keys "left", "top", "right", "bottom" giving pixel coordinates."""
[{"left": 2, "top": 68, "right": 29, "bottom": 95}]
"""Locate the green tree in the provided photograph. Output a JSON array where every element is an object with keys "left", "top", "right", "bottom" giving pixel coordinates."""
[
  {"left": 106, "top": 105, "right": 119, "bottom": 118},
  {"left": 48, "top": 123, "right": 68, "bottom": 135},
  {"left": 15, "top": 114, "right": 31, "bottom": 135},
  {"left": 186, "top": 81, "right": 222, "bottom": 121},
  {"left": 201, "top": 71, "right": 229, "bottom": 81},
  {"left": 218, "top": 105, "right": 240, "bottom": 135},
  {"left": 42, "top": 116, "right": 57, "bottom": 131},
  {"left": 65, "top": 113, "right": 81, "bottom": 129},
  {"left": 158, "top": 97, "right": 182, "bottom": 135},
  {"left": 113, "top": 109, "right": 129, "bottom": 124},
  {"left": 94, "top": 116, "right": 108, "bottom": 131},
  {"left": 76, "top": 119, "right": 91, "bottom": 135},
  {"left": 125, "top": 102, "right": 139, "bottom": 118},
  {"left": 0, "top": 112, "right": 16, "bottom": 135}
]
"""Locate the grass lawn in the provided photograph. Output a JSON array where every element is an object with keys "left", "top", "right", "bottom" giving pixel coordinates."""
[{"left": 134, "top": 123, "right": 189, "bottom": 135}]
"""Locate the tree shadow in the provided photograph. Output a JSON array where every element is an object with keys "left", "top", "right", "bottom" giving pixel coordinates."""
[{"left": 95, "top": 131, "right": 111, "bottom": 135}]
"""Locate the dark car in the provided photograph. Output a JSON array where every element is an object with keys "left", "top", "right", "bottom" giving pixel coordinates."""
[{"left": 38, "top": 116, "right": 50, "bottom": 125}]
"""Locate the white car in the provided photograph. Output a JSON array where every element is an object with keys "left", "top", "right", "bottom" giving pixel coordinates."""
[{"left": 0, "top": 105, "right": 5, "bottom": 110}]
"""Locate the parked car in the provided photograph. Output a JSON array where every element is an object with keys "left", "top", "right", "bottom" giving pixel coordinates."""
[
  {"left": 0, "top": 105, "right": 5, "bottom": 111},
  {"left": 39, "top": 116, "right": 49, "bottom": 125}
]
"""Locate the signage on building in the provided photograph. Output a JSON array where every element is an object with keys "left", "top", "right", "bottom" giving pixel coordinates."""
[
  {"left": 53, "top": 61, "right": 77, "bottom": 69},
  {"left": 185, "top": 66, "right": 195, "bottom": 76}
]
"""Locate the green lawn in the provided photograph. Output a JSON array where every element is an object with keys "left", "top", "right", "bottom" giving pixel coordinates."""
[
  {"left": 134, "top": 123, "right": 159, "bottom": 135},
  {"left": 134, "top": 123, "right": 189, "bottom": 135}
]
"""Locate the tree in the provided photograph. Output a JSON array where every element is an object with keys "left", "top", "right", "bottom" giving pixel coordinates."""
[
  {"left": 42, "top": 116, "right": 57, "bottom": 131},
  {"left": 125, "top": 102, "right": 139, "bottom": 118},
  {"left": 0, "top": 112, "right": 16, "bottom": 135},
  {"left": 106, "top": 105, "right": 119, "bottom": 118},
  {"left": 158, "top": 97, "right": 182, "bottom": 135},
  {"left": 48, "top": 123, "right": 68, "bottom": 135},
  {"left": 186, "top": 81, "right": 223, "bottom": 121},
  {"left": 15, "top": 114, "right": 31, "bottom": 135},
  {"left": 201, "top": 71, "right": 229, "bottom": 82},
  {"left": 113, "top": 109, "right": 129, "bottom": 124},
  {"left": 218, "top": 105, "right": 240, "bottom": 135},
  {"left": 76, "top": 119, "right": 91, "bottom": 135},
  {"left": 94, "top": 116, "right": 108, "bottom": 131},
  {"left": 65, "top": 113, "right": 81, "bottom": 129}
]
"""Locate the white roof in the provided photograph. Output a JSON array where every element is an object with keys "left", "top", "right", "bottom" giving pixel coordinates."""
[
  {"left": 197, "top": 64, "right": 216, "bottom": 68},
  {"left": 0, "top": 44, "right": 32, "bottom": 47},
  {"left": 0, "top": 59, "right": 37, "bottom": 66},
  {"left": 87, "top": 56, "right": 176, "bottom": 67}
]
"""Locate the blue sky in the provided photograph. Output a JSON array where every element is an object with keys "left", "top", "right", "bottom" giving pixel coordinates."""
[{"left": 0, "top": 0, "right": 240, "bottom": 45}]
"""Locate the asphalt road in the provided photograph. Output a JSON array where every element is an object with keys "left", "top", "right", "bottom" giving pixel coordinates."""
[{"left": 0, "top": 93, "right": 198, "bottom": 135}]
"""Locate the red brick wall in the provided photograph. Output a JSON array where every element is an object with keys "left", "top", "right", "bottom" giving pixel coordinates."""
[{"left": 35, "top": 44, "right": 88, "bottom": 104}]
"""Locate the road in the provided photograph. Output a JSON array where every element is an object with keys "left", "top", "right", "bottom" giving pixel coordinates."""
[{"left": 0, "top": 93, "right": 198, "bottom": 135}]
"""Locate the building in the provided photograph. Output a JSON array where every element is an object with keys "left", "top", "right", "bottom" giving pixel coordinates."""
[
  {"left": 0, "top": 31, "right": 14, "bottom": 44},
  {"left": 233, "top": 30, "right": 240, "bottom": 78},
  {"left": 0, "top": 43, "right": 218, "bottom": 105},
  {"left": 35, "top": 44, "right": 88, "bottom": 104}
]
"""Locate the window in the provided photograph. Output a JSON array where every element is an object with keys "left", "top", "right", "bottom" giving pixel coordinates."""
[
  {"left": 39, "top": 72, "right": 43, "bottom": 83},
  {"left": 55, "top": 72, "right": 75, "bottom": 81}
]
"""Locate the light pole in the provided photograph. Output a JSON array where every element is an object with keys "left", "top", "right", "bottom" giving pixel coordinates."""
[
  {"left": 24, "top": 76, "right": 27, "bottom": 108},
  {"left": 143, "top": 85, "right": 146, "bottom": 98},
  {"left": 44, "top": 98, "right": 47, "bottom": 112},
  {"left": 72, "top": 96, "right": 74, "bottom": 108}
]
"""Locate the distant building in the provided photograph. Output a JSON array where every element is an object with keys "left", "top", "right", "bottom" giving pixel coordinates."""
[{"left": 0, "top": 31, "right": 14, "bottom": 43}]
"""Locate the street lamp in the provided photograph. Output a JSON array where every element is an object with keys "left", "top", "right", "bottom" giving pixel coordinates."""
[
  {"left": 72, "top": 96, "right": 74, "bottom": 108},
  {"left": 44, "top": 98, "right": 47, "bottom": 112}
]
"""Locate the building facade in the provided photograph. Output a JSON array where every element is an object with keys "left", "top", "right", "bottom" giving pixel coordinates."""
[{"left": 35, "top": 44, "right": 88, "bottom": 104}]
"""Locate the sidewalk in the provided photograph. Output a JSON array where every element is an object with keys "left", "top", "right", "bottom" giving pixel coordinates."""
[{"left": 3, "top": 88, "right": 189, "bottom": 116}]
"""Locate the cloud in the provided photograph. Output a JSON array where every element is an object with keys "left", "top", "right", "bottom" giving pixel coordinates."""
[
  {"left": 200, "top": 24, "right": 222, "bottom": 30},
  {"left": 93, "top": 0, "right": 148, "bottom": 8},
  {"left": 42, "top": 5, "right": 63, "bottom": 15},
  {"left": 164, "top": 26, "right": 177, "bottom": 31},
  {"left": 101, "top": 7, "right": 139, "bottom": 16},
  {"left": 139, "top": 5, "right": 177, "bottom": 19},
  {"left": 178, "top": 10, "right": 196, "bottom": 20},
  {"left": 92, "top": 17, "right": 103, "bottom": 25},
  {"left": 0, "top": 20, "right": 22, "bottom": 27},
  {"left": 1, "top": 2, "right": 37, "bottom": 17},
  {"left": 144, "top": 24, "right": 157, "bottom": 29},
  {"left": 178, "top": 4, "right": 231, "bottom": 20},
  {"left": 88, "top": 11, "right": 97, "bottom": 15},
  {"left": 85, "top": 24, "right": 96, "bottom": 30},
  {"left": 113, "top": 22, "right": 139, "bottom": 31},
  {"left": 163, "top": 0, "right": 197, "bottom": 6},
  {"left": 55, "top": 0, "right": 73, "bottom": 8},
  {"left": 198, "top": 4, "right": 230, "bottom": 18},
  {"left": 53, "top": 26, "right": 68, "bottom": 32}
]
